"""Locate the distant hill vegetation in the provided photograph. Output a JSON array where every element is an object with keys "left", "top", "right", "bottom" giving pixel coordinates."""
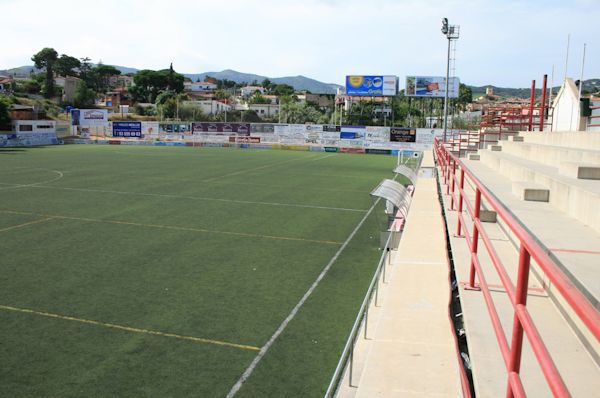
[
  {"left": 0, "top": 65, "right": 342, "bottom": 94},
  {"left": 469, "top": 79, "right": 600, "bottom": 98},
  {"left": 1, "top": 64, "right": 598, "bottom": 97}
]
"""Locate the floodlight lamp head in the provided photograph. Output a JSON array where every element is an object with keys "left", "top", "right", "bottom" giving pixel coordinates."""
[{"left": 441, "top": 18, "right": 449, "bottom": 35}]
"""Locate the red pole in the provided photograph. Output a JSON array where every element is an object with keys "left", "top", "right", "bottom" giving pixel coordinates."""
[
  {"left": 539, "top": 75, "right": 547, "bottom": 132},
  {"left": 528, "top": 80, "right": 536, "bottom": 131},
  {"left": 450, "top": 159, "right": 457, "bottom": 210},
  {"left": 468, "top": 189, "right": 481, "bottom": 288},
  {"left": 455, "top": 169, "right": 465, "bottom": 237},
  {"left": 505, "top": 245, "right": 531, "bottom": 398}
]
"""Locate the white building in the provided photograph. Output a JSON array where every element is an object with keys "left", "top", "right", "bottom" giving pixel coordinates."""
[
  {"left": 552, "top": 78, "right": 586, "bottom": 131},
  {"left": 12, "top": 120, "right": 56, "bottom": 133},
  {"left": 240, "top": 86, "right": 266, "bottom": 96},
  {"left": 248, "top": 103, "right": 279, "bottom": 118},
  {"left": 184, "top": 81, "right": 218, "bottom": 92},
  {"left": 183, "top": 100, "right": 231, "bottom": 115}
]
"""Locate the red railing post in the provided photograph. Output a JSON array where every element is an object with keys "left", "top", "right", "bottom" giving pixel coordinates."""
[
  {"left": 528, "top": 80, "right": 536, "bottom": 132},
  {"left": 539, "top": 75, "right": 547, "bottom": 132},
  {"left": 506, "top": 245, "right": 531, "bottom": 398},
  {"left": 445, "top": 156, "right": 452, "bottom": 195},
  {"left": 449, "top": 159, "right": 457, "bottom": 210},
  {"left": 455, "top": 169, "right": 465, "bottom": 237},
  {"left": 467, "top": 189, "right": 482, "bottom": 289}
]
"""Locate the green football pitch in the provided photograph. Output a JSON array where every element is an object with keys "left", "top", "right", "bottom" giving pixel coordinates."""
[{"left": 0, "top": 144, "right": 400, "bottom": 397}]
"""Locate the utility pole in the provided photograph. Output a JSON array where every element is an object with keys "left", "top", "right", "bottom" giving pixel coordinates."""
[{"left": 441, "top": 18, "right": 459, "bottom": 142}]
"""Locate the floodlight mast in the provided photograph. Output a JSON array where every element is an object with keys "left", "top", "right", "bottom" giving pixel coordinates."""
[{"left": 441, "top": 18, "right": 459, "bottom": 143}]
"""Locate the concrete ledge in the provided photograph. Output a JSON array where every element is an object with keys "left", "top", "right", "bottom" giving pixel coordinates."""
[
  {"left": 480, "top": 209, "right": 497, "bottom": 223},
  {"left": 500, "top": 140, "right": 600, "bottom": 168},
  {"left": 519, "top": 131, "right": 600, "bottom": 150},
  {"left": 508, "top": 135, "right": 524, "bottom": 142},
  {"left": 468, "top": 154, "right": 480, "bottom": 161},
  {"left": 559, "top": 162, "right": 600, "bottom": 180},
  {"left": 512, "top": 181, "right": 550, "bottom": 202},
  {"left": 488, "top": 144, "right": 502, "bottom": 152}
]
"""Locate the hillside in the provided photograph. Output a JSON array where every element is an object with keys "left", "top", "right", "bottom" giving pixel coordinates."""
[
  {"left": 469, "top": 79, "right": 600, "bottom": 98},
  {"left": 2, "top": 64, "right": 597, "bottom": 97},
  {"left": 1, "top": 65, "right": 341, "bottom": 94}
]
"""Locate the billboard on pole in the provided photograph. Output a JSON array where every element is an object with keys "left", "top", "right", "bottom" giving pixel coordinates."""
[
  {"left": 405, "top": 76, "right": 459, "bottom": 98},
  {"left": 346, "top": 75, "right": 397, "bottom": 96}
]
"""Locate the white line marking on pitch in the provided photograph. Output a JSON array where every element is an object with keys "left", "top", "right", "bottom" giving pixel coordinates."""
[
  {"left": 225, "top": 198, "right": 380, "bottom": 397},
  {"left": 25, "top": 185, "right": 366, "bottom": 213},
  {"left": 0, "top": 169, "right": 64, "bottom": 190}
]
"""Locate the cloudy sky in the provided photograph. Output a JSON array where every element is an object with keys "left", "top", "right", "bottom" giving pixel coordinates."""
[{"left": 0, "top": 0, "right": 597, "bottom": 88}]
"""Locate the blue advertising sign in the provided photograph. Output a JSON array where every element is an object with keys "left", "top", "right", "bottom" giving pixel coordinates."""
[
  {"left": 346, "top": 75, "right": 397, "bottom": 97},
  {"left": 113, "top": 122, "right": 142, "bottom": 138}
]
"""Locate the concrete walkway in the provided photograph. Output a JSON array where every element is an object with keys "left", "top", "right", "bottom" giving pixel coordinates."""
[{"left": 338, "top": 152, "right": 462, "bottom": 397}]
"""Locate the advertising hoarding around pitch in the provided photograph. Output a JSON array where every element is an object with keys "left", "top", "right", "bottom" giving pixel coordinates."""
[
  {"left": 405, "top": 76, "right": 459, "bottom": 98},
  {"left": 192, "top": 122, "right": 251, "bottom": 135},
  {"left": 390, "top": 127, "right": 416, "bottom": 142},
  {"left": 346, "top": 75, "right": 397, "bottom": 96},
  {"left": 71, "top": 109, "right": 109, "bottom": 126},
  {"left": 113, "top": 122, "right": 142, "bottom": 138}
]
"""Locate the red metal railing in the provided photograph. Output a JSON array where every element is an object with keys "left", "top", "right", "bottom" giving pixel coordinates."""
[{"left": 434, "top": 138, "right": 600, "bottom": 397}]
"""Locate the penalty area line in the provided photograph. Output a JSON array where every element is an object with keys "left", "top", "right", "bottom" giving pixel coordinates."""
[
  {"left": 0, "top": 304, "right": 260, "bottom": 352},
  {"left": 225, "top": 198, "right": 380, "bottom": 397}
]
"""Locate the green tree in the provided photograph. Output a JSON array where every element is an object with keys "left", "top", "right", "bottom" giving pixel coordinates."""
[
  {"left": 273, "top": 84, "right": 295, "bottom": 97},
  {"left": 93, "top": 64, "right": 121, "bottom": 92},
  {"left": 214, "top": 89, "right": 230, "bottom": 101},
  {"left": 131, "top": 68, "right": 185, "bottom": 103},
  {"left": 280, "top": 101, "right": 322, "bottom": 123},
  {"left": 0, "top": 95, "right": 11, "bottom": 129},
  {"left": 248, "top": 92, "right": 269, "bottom": 104},
  {"left": 79, "top": 57, "right": 93, "bottom": 83},
  {"left": 73, "top": 81, "right": 96, "bottom": 108},
  {"left": 31, "top": 47, "right": 58, "bottom": 98},
  {"left": 55, "top": 54, "right": 81, "bottom": 77},
  {"left": 456, "top": 83, "right": 473, "bottom": 111}
]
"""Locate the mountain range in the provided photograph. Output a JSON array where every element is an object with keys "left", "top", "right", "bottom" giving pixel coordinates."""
[{"left": 1, "top": 64, "right": 598, "bottom": 97}]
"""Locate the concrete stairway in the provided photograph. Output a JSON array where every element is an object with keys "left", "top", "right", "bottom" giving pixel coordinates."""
[
  {"left": 477, "top": 131, "right": 600, "bottom": 233},
  {"left": 447, "top": 132, "right": 600, "bottom": 395}
]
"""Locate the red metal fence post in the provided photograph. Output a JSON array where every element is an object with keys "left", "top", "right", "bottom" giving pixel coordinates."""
[
  {"left": 467, "top": 189, "right": 482, "bottom": 289},
  {"left": 449, "top": 159, "right": 457, "bottom": 210},
  {"left": 506, "top": 245, "right": 531, "bottom": 398},
  {"left": 445, "top": 156, "right": 452, "bottom": 195},
  {"left": 455, "top": 169, "right": 465, "bottom": 237},
  {"left": 528, "top": 80, "right": 536, "bottom": 132},
  {"left": 539, "top": 75, "right": 547, "bottom": 132}
]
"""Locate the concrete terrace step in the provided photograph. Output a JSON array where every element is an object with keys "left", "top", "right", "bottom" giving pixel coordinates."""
[
  {"left": 440, "top": 159, "right": 600, "bottom": 397},
  {"left": 479, "top": 149, "right": 600, "bottom": 233},
  {"left": 519, "top": 131, "right": 600, "bottom": 151},
  {"left": 499, "top": 140, "right": 600, "bottom": 169},
  {"left": 460, "top": 158, "right": 600, "bottom": 355}
]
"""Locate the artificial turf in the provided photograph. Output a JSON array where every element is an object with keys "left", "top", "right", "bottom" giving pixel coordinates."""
[{"left": 0, "top": 144, "right": 399, "bottom": 397}]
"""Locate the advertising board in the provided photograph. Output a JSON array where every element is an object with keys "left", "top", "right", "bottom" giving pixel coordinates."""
[
  {"left": 346, "top": 75, "right": 397, "bottom": 96},
  {"left": 71, "top": 109, "right": 108, "bottom": 126},
  {"left": 390, "top": 127, "right": 417, "bottom": 142},
  {"left": 405, "top": 76, "right": 459, "bottom": 98},
  {"left": 113, "top": 122, "right": 142, "bottom": 138}
]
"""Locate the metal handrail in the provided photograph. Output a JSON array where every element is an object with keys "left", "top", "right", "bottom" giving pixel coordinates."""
[
  {"left": 323, "top": 231, "right": 393, "bottom": 398},
  {"left": 434, "top": 138, "right": 600, "bottom": 397},
  {"left": 324, "top": 160, "right": 421, "bottom": 397}
]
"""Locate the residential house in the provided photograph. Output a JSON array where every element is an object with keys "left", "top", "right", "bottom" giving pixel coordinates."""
[
  {"left": 182, "top": 100, "right": 231, "bottom": 115},
  {"left": 0, "top": 75, "right": 14, "bottom": 92},
  {"left": 240, "top": 86, "right": 265, "bottom": 96},
  {"left": 248, "top": 103, "right": 279, "bottom": 118},
  {"left": 184, "top": 81, "right": 217, "bottom": 92}
]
